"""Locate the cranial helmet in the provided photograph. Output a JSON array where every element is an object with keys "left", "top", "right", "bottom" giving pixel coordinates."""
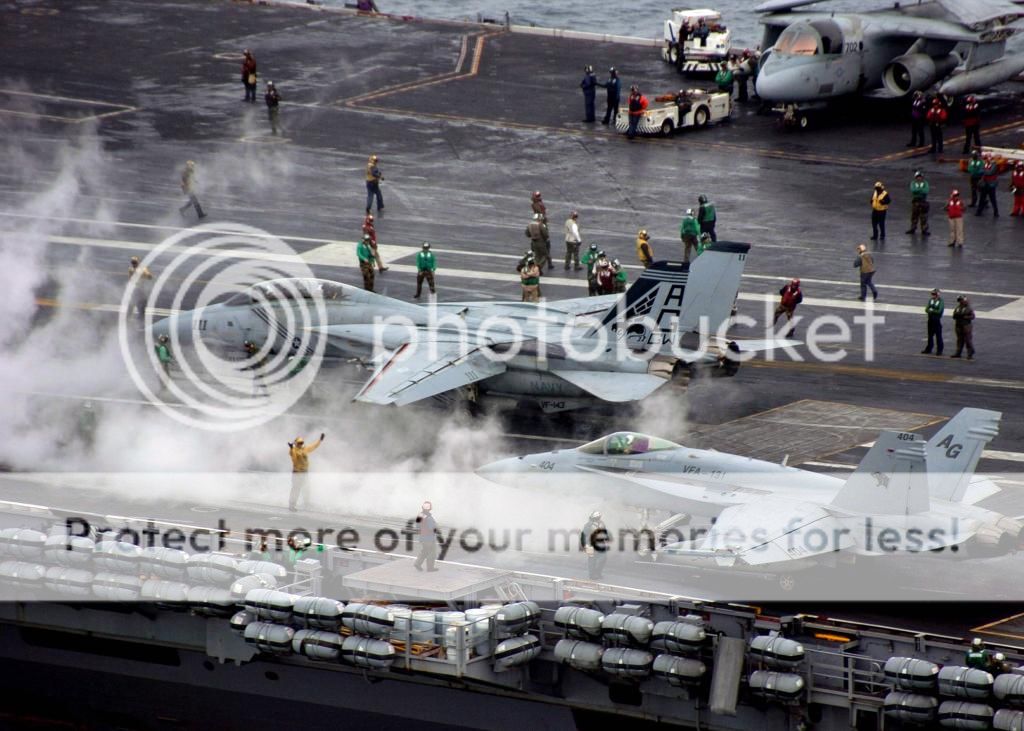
[
  {"left": 590, "top": 510, "right": 602, "bottom": 520},
  {"left": 422, "top": 501, "right": 432, "bottom": 511},
  {"left": 589, "top": 243, "right": 598, "bottom": 250},
  {"left": 686, "top": 208, "right": 694, "bottom": 216},
  {"left": 698, "top": 194, "right": 707, "bottom": 204},
  {"left": 422, "top": 242, "right": 430, "bottom": 250}
]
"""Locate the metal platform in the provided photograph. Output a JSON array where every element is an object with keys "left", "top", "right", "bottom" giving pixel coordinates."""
[{"left": 342, "top": 556, "right": 511, "bottom": 601}]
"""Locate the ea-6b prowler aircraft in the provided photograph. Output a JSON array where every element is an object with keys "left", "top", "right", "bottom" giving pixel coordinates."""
[
  {"left": 153, "top": 243, "right": 788, "bottom": 412},
  {"left": 754, "top": 0, "right": 1024, "bottom": 106},
  {"left": 478, "top": 409, "right": 1023, "bottom": 572}
]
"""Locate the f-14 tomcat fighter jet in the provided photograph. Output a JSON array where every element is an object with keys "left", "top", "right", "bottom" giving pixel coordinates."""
[
  {"left": 153, "top": 243, "right": 786, "bottom": 412},
  {"left": 478, "top": 409, "right": 1023, "bottom": 571},
  {"left": 755, "top": 0, "right": 1024, "bottom": 102}
]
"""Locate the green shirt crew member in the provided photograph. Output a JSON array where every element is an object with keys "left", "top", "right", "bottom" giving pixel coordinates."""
[
  {"left": 907, "top": 171, "right": 931, "bottom": 236},
  {"left": 612, "top": 259, "right": 627, "bottom": 293},
  {"left": 581, "top": 244, "right": 600, "bottom": 296},
  {"left": 154, "top": 335, "right": 172, "bottom": 379},
  {"left": 697, "top": 194, "right": 717, "bottom": 241},
  {"left": 966, "top": 639, "right": 989, "bottom": 669},
  {"left": 357, "top": 234, "right": 376, "bottom": 291},
  {"left": 966, "top": 152, "right": 985, "bottom": 206},
  {"left": 922, "top": 288, "right": 944, "bottom": 355},
  {"left": 414, "top": 242, "right": 437, "bottom": 299},
  {"left": 715, "top": 65, "right": 734, "bottom": 94},
  {"left": 679, "top": 210, "right": 700, "bottom": 263}
]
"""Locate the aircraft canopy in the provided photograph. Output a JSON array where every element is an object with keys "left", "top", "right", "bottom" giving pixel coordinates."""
[{"left": 578, "top": 432, "right": 681, "bottom": 456}]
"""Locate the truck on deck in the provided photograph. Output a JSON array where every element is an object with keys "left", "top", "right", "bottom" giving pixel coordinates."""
[{"left": 615, "top": 88, "right": 731, "bottom": 136}]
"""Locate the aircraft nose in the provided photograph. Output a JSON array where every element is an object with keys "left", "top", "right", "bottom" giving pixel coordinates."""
[
  {"left": 151, "top": 311, "right": 194, "bottom": 346},
  {"left": 755, "top": 59, "right": 816, "bottom": 103},
  {"left": 475, "top": 456, "right": 533, "bottom": 484}
]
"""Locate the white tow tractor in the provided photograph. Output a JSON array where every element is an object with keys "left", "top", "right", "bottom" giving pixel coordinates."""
[
  {"left": 661, "top": 8, "right": 733, "bottom": 74},
  {"left": 614, "top": 89, "right": 731, "bottom": 136}
]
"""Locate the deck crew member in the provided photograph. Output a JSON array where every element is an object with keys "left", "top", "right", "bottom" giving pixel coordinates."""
[
  {"left": 870, "top": 181, "right": 890, "bottom": 241},
  {"left": 413, "top": 501, "right": 439, "bottom": 572},
  {"left": 241, "top": 49, "right": 257, "bottom": 102},
  {"left": 961, "top": 95, "right": 981, "bottom": 153},
  {"left": 580, "top": 511, "right": 608, "bottom": 581},
  {"left": 564, "top": 211, "right": 582, "bottom": 270},
  {"left": 626, "top": 85, "right": 648, "bottom": 139},
  {"left": 976, "top": 153, "right": 1000, "bottom": 217},
  {"left": 362, "top": 213, "right": 388, "bottom": 272},
  {"left": 128, "top": 256, "right": 153, "bottom": 321},
  {"left": 520, "top": 254, "right": 541, "bottom": 302},
  {"left": 581, "top": 243, "right": 599, "bottom": 295},
  {"left": 854, "top": 244, "right": 878, "bottom": 301},
  {"left": 179, "top": 160, "right": 206, "bottom": 220},
  {"left": 288, "top": 433, "right": 324, "bottom": 512},
  {"left": 612, "top": 259, "right": 627, "bottom": 293},
  {"left": 922, "top": 288, "right": 944, "bottom": 355},
  {"left": 525, "top": 212, "right": 551, "bottom": 270},
  {"left": 636, "top": 228, "right": 654, "bottom": 268},
  {"left": 414, "top": 242, "right": 436, "bottom": 299},
  {"left": 365, "top": 154, "right": 384, "bottom": 215},
  {"left": 697, "top": 194, "right": 717, "bottom": 241},
  {"left": 601, "top": 67, "right": 621, "bottom": 125},
  {"left": 773, "top": 278, "right": 802, "bottom": 338},
  {"left": 966, "top": 149, "right": 984, "bottom": 207},
  {"left": 906, "top": 171, "right": 930, "bottom": 236},
  {"left": 908, "top": 91, "right": 926, "bottom": 147},
  {"left": 357, "top": 233, "right": 376, "bottom": 291},
  {"left": 951, "top": 295, "right": 975, "bottom": 359},
  {"left": 944, "top": 189, "right": 965, "bottom": 247},
  {"left": 679, "top": 208, "right": 699, "bottom": 263},
  {"left": 264, "top": 81, "right": 281, "bottom": 135},
  {"left": 580, "top": 65, "right": 597, "bottom": 123},
  {"left": 926, "top": 96, "right": 947, "bottom": 154}
]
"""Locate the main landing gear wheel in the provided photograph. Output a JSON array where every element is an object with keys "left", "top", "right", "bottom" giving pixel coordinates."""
[{"left": 798, "top": 115, "right": 809, "bottom": 129}]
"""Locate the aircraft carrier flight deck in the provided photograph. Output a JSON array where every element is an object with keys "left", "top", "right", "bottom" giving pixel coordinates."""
[{"left": 2, "top": 1, "right": 1024, "bottom": 729}]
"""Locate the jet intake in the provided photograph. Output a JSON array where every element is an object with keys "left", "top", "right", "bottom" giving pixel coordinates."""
[{"left": 882, "top": 53, "right": 959, "bottom": 96}]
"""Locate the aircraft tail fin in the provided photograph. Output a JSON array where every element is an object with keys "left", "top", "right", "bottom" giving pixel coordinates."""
[
  {"left": 830, "top": 431, "right": 929, "bottom": 515},
  {"left": 584, "top": 243, "right": 750, "bottom": 346},
  {"left": 925, "top": 408, "right": 1001, "bottom": 502}
]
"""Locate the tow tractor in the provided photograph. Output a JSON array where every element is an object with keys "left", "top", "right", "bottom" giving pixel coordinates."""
[
  {"left": 775, "top": 101, "right": 829, "bottom": 130},
  {"left": 614, "top": 89, "right": 731, "bottom": 136},
  {"left": 661, "top": 8, "right": 732, "bottom": 75}
]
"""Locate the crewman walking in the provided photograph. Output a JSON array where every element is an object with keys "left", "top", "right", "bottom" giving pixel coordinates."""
[
  {"left": 264, "top": 80, "right": 281, "bottom": 135},
  {"left": 870, "top": 181, "right": 890, "bottom": 241},
  {"left": 580, "top": 511, "right": 608, "bottom": 581},
  {"left": 922, "top": 288, "right": 944, "bottom": 355},
  {"left": 580, "top": 65, "right": 597, "bottom": 123},
  {"left": 636, "top": 228, "right": 654, "bottom": 268},
  {"left": 600, "top": 67, "right": 621, "bottom": 125},
  {"left": 951, "top": 295, "right": 975, "bottom": 359},
  {"left": 944, "top": 189, "right": 965, "bottom": 247},
  {"left": 520, "top": 254, "right": 541, "bottom": 302},
  {"left": 697, "top": 194, "right": 717, "bottom": 242},
  {"left": 525, "top": 212, "right": 551, "bottom": 271},
  {"left": 679, "top": 208, "right": 699, "bottom": 263},
  {"left": 906, "top": 171, "right": 930, "bottom": 236},
  {"left": 413, "top": 501, "right": 439, "bottom": 571},
  {"left": 288, "top": 432, "right": 324, "bottom": 512},
  {"left": 854, "top": 244, "right": 878, "bottom": 301},
  {"left": 241, "top": 49, "right": 257, "bottom": 102},
  {"left": 564, "top": 211, "right": 582, "bottom": 270},
  {"left": 365, "top": 154, "right": 384, "bottom": 215},
  {"left": 414, "top": 242, "right": 436, "bottom": 299},
  {"left": 773, "top": 278, "right": 803, "bottom": 338},
  {"left": 595, "top": 258, "right": 615, "bottom": 295},
  {"left": 179, "top": 160, "right": 206, "bottom": 220},
  {"left": 357, "top": 233, "right": 376, "bottom": 291}
]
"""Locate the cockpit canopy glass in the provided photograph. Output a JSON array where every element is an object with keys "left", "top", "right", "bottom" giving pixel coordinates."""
[
  {"left": 226, "top": 278, "right": 346, "bottom": 305},
  {"left": 774, "top": 23, "right": 821, "bottom": 56},
  {"left": 578, "top": 432, "right": 682, "bottom": 456}
]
